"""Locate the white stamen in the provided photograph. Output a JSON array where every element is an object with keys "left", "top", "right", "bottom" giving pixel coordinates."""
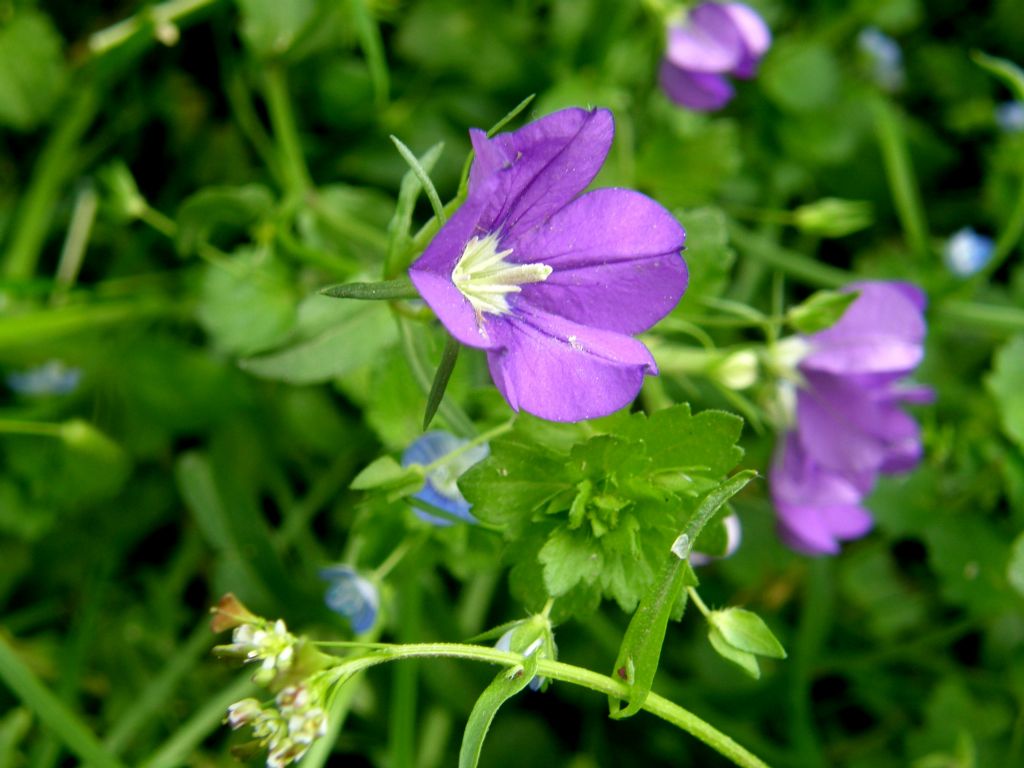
[{"left": 452, "top": 232, "right": 552, "bottom": 328}]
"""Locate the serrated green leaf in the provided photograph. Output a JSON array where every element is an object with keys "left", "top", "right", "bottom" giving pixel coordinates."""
[
  {"left": 787, "top": 290, "right": 858, "bottom": 334},
  {"left": 986, "top": 335, "right": 1024, "bottom": 450},
  {"left": 707, "top": 627, "right": 761, "bottom": 678},
  {"left": 458, "top": 657, "right": 537, "bottom": 768},
  {"left": 239, "top": 296, "right": 397, "bottom": 384},
  {"left": 538, "top": 528, "right": 604, "bottom": 597},
  {"left": 709, "top": 608, "right": 787, "bottom": 659}
]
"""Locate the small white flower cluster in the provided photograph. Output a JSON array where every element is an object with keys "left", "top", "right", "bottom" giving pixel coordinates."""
[
  {"left": 227, "top": 684, "right": 328, "bottom": 768},
  {"left": 224, "top": 620, "right": 297, "bottom": 685}
]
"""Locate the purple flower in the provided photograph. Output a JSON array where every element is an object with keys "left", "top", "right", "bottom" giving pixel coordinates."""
[
  {"left": 944, "top": 227, "right": 994, "bottom": 277},
  {"left": 659, "top": 3, "right": 771, "bottom": 112},
  {"left": 771, "top": 281, "right": 931, "bottom": 555},
  {"left": 401, "top": 431, "right": 489, "bottom": 525},
  {"left": 409, "top": 108, "right": 688, "bottom": 422},
  {"left": 319, "top": 566, "right": 379, "bottom": 634}
]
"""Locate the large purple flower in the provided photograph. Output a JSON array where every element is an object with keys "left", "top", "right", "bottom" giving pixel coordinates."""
[
  {"left": 409, "top": 108, "right": 688, "bottom": 422},
  {"left": 771, "top": 281, "right": 931, "bottom": 555},
  {"left": 659, "top": 2, "right": 771, "bottom": 111}
]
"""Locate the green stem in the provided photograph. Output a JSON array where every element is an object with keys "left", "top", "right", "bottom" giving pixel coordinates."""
[
  {"left": 0, "top": 634, "right": 127, "bottom": 768},
  {"left": 790, "top": 560, "right": 830, "bottom": 768},
  {"left": 263, "top": 65, "right": 312, "bottom": 199},
  {"left": 939, "top": 300, "right": 1024, "bottom": 334},
  {"left": 318, "top": 642, "right": 771, "bottom": 768},
  {"left": 87, "top": 0, "right": 222, "bottom": 54},
  {"left": 686, "top": 587, "right": 711, "bottom": 618},
  {"left": 0, "top": 420, "right": 64, "bottom": 438},
  {"left": 871, "top": 97, "right": 931, "bottom": 260},
  {"left": 3, "top": 88, "right": 99, "bottom": 280},
  {"left": 390, "top": 580, "right": 422, "bottom": 768},
  {"left": 981, "top": 173, "right": 1024, "bottom": 279},
  {"left": 421, "top": 420, "right": 514, "bottom": 475}
]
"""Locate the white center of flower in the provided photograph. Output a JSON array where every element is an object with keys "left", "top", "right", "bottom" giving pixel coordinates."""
[{"left": 452, "top": 232, "right": 552, "bottom": 321}]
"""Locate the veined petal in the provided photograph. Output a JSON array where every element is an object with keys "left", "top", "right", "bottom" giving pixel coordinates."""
[
  {"left": 659, "top": 60, "right": 735, "bottom": 111},
  {"left": 665, "top": 4, "right": 744, "bottom": 73},
  {"left": 473, "top": 108, "right": 615, "bottom": 236},
  {"left": 512, "top": 188, "right": 687, "bottom": 333},
  {"left": 486, "top": 309, "right": 657, "bottom": 422}
]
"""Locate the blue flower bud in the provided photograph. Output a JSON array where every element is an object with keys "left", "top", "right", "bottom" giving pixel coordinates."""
[
  {"left": 6, "top": 360, "right": 81, "bottom": 396},
  {"left": 401, "top": 431, "right": 489, "bottom": 525},
  {"left": 857, "top": 27, "right": 904, "bottom": 92},
  {"left": 319, "top": 566, "right": 379, "bottom": 634},
  {"left": 996, "top": 101, "right": 1024, "bottom": 133},
  {"left": 944, "top": 227, "right": 994, "bottom": 277}
]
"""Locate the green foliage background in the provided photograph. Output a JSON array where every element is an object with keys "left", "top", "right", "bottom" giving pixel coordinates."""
[{"left": 1, "top": 0, "right": 1024, "bottom": 766}]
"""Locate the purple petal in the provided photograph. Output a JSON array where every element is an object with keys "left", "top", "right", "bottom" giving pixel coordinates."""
[
  {"left": 770, "top": 433, "right": 875, "bottom": 555},
  {"left": 720, "top": 3, "right": 771, "bottom": 77},
  {"left": 510, "top": 188, "right": 687, "bottom": 333},
  {"left": 474, "top": 108, "right": 614, "bottom": 237},
  {"left": 485, "top": 309, "right": 657, "bottom": 422},
  {"left": 408, "top": 198, "right": 504, "bottom": 351},
  {"left": 801, "top": 281, "right": 927, "bottom": 379},
  {"left": 659, "top": 60, "right": 735, "bottom": 111},
  {"left": 665, "top": 4, "right": 744, "bottom": 73}
]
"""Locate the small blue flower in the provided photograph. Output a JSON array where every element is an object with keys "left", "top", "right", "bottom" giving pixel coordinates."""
[
  {"left": 401, "top": 431, "right": 489, "bottom": 525},
  {"left": 944, "top": 227, "right": 994, "bottom": 277},
  {"left": 996, "top": 101, "right": 1024, "bottom": 133},
  {"left": 857, "top": 27, "right": 904, "bottom": 93},
  {"left": 7, "top": 360, "right": 81, "bottom": 397},
  {"left": 319, "top": 566, "right": 379, "bottom": 634}
]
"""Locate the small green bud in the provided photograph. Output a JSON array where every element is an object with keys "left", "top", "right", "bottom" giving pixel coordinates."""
[
  {"left": 793, "top": 198, "right": 873, "bottom": 238},
  {"left": 96, "top": 160, "right": 147, "bottom": 222},
  {"left": 712, "top": 349, "right": 759, "bottom": 390}
]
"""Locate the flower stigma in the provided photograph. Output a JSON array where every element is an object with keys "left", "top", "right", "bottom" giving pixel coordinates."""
[{"left": 452, "top": 231, "right": 552, "bottom": 327}]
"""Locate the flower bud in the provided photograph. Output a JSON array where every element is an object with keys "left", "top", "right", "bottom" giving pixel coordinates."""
[
  {"left": 210, "top": 593, "right": 260, "bottom": 633},
  {"left": 944, "top": 227, "right": 994, "bottom": 277},
  {"left": 792, "top": 198, "right": 873, "bottom": 238}
]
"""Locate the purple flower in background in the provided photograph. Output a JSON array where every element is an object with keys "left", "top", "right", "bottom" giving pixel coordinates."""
[
  {"left": 659, "top": 3, "right": 771, "bottom": 111},
  {"left": 320, "top": 566, "right": 379, "bottom": 634},
  {"left": 944, "top": 227, "right": 994, "bottom": 277},
  {"left": 771, "top": 282, "right": 931, "bottom": 555},
  {"left": 402, "top": 431, "right": 489, "bottom": 525},
  {"left": 409, "top": 108, "right": 687, "bottom": 422}
]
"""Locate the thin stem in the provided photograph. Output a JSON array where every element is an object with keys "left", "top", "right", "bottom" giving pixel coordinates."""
[
  {"left": 871, "top": 96, "right": 931, "bottom": 260},
  {"left": 373, "top": 536, "right": 423, "bottom": 581},
  {"left": 138, "top": 205, "right": 177, "bottom": 239},
  {"left": 727, "top": 224, "right": 849, "bottom": 289},
  {"left": 3, "top": 88, "right": 98, "bottom": 280},
  {"left": 421, "top": 420, "right": 514, "bottom": 474},
  {"left": 0, "top": 420, "right": 65, "bottom": 438},
  {"left": 317, "top": 642, "right": 771, "bottom": 768},
  {"left": 686, "top": 587, "right": 711, "bottom": 618},
  {"left": 939, "top": 300, "right": 1024, "bottom": 334},
  {"left": 263, "top": 65, "right": 312, "bottom": 199},
  {"left": 52, "top": 184, "right": 99, "bottom": 301},
  {"left": 981, "top": 173, "right": 1024, "bottom": 279},
  {"left": 88, "top": 0, "right": 220, "bottom": 54}
]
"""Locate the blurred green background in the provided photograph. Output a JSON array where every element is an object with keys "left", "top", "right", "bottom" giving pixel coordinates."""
[{"left": 2, "top": 0, "right": 1024, "bottom": 766}]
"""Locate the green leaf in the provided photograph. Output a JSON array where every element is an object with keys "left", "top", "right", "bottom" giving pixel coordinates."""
[
  {"left": 458, "top": 658, "right": 537, "bottom": 768},
  {"left": 707, "top": 627, "right": 761, "bottom": 679},
  {"left": 0, "top": 11, "right": 68, "bottom": 131},
  {"left": 390, "top": 135, "right": 446, "bottom": 223},
  {"left": 538, "top": 528, "right": 604, "bottom": 597},
  {"left": 613, "top": 404, "right": 744, "bottom": 477},
  {"left": 196, "top": 248, "right": 296, "bottom": 356},
  {"left": 239, "top": 295, "right": 398, "bottom": 384},
  {"left": 175, "top": 185, "right": 274, "bottom": 256},
  {"left": 708, "top": 608, "right": 787, "bottom": 659},
  {"left": 386, "top": 142, "right": 444, "bottom": 274},
  {"left": 608, "top": 555, "right": 696, "bottom": 719},
  {"left": 609, "top": 471, "right": 755, "bottom": 719},
  {"left": 986, "top": 335, "right": 1024, "bottom": 450},
  {"left": 972, "top": 50, "right": 1024, "bottom": 102},
  {"left": 787, "top": 289, "right": 859, "bottom": 335}
]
